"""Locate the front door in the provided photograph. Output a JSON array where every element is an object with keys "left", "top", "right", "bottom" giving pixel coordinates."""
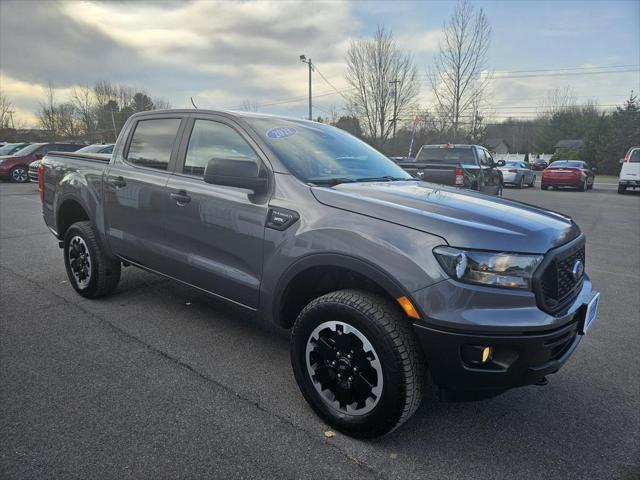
[
  {"left": 163, "top": 116, "right": 270, "bottom": 308},
  {"left": 103, "top": 116, "right": 185, "bottom": 271},
  {"left": 479, "top": 148, "right": 501, "bottom": 194}
]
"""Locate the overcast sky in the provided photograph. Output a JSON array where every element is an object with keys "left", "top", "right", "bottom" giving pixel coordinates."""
[{"left": 1, "top": 0, "right": 638, "bottom": 127}]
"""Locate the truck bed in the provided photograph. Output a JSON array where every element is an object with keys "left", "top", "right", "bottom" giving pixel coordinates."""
[{"left": 395, "top": 160, "right": 458, "bottom": 185}]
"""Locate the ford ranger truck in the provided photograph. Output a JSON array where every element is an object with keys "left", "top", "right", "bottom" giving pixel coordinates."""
[{"left": 40, "top": 110, "right": 600, "bottom": 438}]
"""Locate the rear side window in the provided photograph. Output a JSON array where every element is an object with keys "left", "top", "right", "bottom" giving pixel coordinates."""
[
  {"left": 630, "top": 149, "right": 640, "bottom": 163},
  {"left": 126, "top": 118, "right": 182, "bottom": 170},
  {"left": 183, "top": 120, "right": 258, "bottom": 177},
  {"left": 416, "top": 147, "right": 475, "bottom": 164}
]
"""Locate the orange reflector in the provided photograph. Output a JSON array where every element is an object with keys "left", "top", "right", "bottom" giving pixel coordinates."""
[{"left": 397, "top": 296, "right": 421, "bottom": 320}]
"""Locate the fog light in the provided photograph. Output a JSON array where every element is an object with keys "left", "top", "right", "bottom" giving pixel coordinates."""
[{"left": 462, "top": 345, "right": 493, "bottom": 366}]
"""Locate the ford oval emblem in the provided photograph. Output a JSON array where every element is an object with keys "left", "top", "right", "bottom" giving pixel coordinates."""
[{"left": 572, "top": 260, "right": 584, "bottom": 280}]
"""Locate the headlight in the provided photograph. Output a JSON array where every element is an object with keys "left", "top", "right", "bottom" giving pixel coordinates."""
[{"left": 433, "top": 246, "right": 543, "bottom": 290}]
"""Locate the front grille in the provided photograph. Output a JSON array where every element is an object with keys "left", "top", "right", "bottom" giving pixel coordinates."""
[{"left": 535, "top": 236, "right": 585, "bottom": 314}]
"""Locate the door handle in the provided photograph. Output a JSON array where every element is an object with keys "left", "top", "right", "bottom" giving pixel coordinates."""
[
  {"left": 170, "top": 190, "right": 191, "bottom": 205},
  {"left": 109, "top": 176, "right": 126, "bottom": 188}
]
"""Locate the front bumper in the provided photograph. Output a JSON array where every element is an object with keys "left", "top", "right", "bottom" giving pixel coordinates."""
[{"left": 410, "top": 275, "right": 594, "bottom": 399}]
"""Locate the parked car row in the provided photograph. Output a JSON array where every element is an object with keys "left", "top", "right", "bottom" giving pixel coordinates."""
[{"left": 0, "top": 143, "right": 114, "bottom": 183}]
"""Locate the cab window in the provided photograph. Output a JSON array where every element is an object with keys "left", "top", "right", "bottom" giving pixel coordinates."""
[
  {"left": 183, "top": 120, "right": 258, "bottom": 177},
  {"left": 126, "top": 118, "right": 182, "bottom": 170}
]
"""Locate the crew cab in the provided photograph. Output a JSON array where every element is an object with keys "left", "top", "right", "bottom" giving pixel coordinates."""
[
  {"left": 40, "top": 110, "right": 599, "bottom": 437},
  {"left": 394, "top": 144, "right": 504, "bottom": 195}
]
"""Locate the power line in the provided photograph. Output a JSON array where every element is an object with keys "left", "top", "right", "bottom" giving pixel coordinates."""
[
  {"left": 313, "top": 65, "right": 351, "bottom": 103},
  {"left": 420, "top": 68, "right": 639, "bottom": 80}
]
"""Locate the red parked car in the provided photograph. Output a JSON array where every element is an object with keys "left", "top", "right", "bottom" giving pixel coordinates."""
[
  {"left": 531, "top": 158, "right": 549, "bottom": 170},
  {"left": 0, "top": 143, "right": 82, "bottom": 183},
  {"left": 541, "top": 160, "right": 596, "bottom": 191}
]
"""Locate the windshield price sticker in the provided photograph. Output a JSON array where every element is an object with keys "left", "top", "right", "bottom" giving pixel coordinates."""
[{"left": 266, "top": 127, "right": 297, "bottom": 139}]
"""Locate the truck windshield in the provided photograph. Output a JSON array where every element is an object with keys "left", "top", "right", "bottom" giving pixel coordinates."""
[
  {"left": 415, "top": 147, "right": 475, "bottom": 164},
  {"left": 245, "top": 117, "right": 412, "bottom": 185}
]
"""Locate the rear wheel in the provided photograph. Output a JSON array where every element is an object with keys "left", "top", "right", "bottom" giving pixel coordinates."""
[
  {"left": 517, "top": 176, "right": 524, "bottom": 189},
  {"left": 291, "top": 289, "right": 425, "bottom": 438},
  {"left": 10, "top": 166, "right": 29, "bottom": 183},
  {"left": 63, "top": 221, "right": 121, "bottom": 298},
  {"left": 529, "top": 175, "right": 535, "bottom": 187},
  {"left": 578, "top": 179, "right": 587, "bottom": 192}
]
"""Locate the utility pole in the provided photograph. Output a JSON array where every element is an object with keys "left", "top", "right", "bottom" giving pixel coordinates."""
[
  {"left": 110, "top": 107, "right": 118, "bottom": 141},
  {"left": 390, "top": 79, "right": 400, "bottom": 154},
  {"left": 300, "top": 55, "right": 313, "bottom": 120}
]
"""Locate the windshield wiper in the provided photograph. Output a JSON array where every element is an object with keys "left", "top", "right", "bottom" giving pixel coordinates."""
[
  {"left": 306, "top": 177, "right": 356, "bottom": 186},
  {"left": 355, "top": 176, "right": 415, "bottom": 182}
]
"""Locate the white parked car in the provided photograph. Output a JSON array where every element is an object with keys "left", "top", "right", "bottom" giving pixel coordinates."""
[{"left": 618, "top": 146, "right": 640, "bottom": 194}]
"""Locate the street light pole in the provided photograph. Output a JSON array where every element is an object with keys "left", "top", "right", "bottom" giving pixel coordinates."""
[{"left": 300, "top": 55, "right": 313, "bottom": 120}]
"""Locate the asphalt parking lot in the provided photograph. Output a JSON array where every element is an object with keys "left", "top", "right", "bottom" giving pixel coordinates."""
[{"left": 1, "top": 180, "right": 638, "bottom": 480}]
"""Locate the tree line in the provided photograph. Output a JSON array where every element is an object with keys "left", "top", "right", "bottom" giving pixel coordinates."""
[
  {"left": 0, "top": 80, "right": 170, "bottom": 144},
  {"left": 1, "top": 0, "right": 636, "bottom": 174}
]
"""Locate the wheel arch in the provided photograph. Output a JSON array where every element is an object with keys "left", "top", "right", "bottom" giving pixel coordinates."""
[
  {"left": 271, "top": 253, "right": 413, "bottom": 329},
  {"left": 56, "top": 195, "right": 91, "bottom": 239}
]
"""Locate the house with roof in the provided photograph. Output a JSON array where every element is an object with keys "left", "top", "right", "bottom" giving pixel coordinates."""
[{"left": 484, "top": 138, "right": 511, "bottom": 154}]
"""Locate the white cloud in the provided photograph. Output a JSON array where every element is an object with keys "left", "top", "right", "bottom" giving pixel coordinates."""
[{"left": 397, "top": 29, "right": 443, "bottom": 54}]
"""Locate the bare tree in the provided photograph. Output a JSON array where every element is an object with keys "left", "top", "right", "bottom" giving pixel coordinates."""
[
  {"left": 0, "top": 91, "right": 16, "bottom": 129},
  {"left": 70, "top": 84, "right": 96, "bottom": 142},
  {"left": 38, "top": 82, "right": 59, "bottom": 141},
  {"left": 539, "top": 86, "right": 577, "bottom": 117},
  {"left": 429, "top": 0, "right": 491, "bottom": 141},
  {"left": 345, "top": 26, "right": 419, "bottom": 148},
  {"left": 56, "top": 102, "right": 83, "bottom": 140}
]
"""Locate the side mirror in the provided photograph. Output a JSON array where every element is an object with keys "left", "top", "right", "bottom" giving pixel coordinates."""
[
  {"left": 619, "top": 159, "right": 624, "bottom": 164},
  {"left": 496, "top": 160, "right": 506, "bottom": 167},
  {"left": 35, "top": 153, "right": 43, "bottom": 160},
  {"left": 204, "top": 158, "right": 267, "bottom": 193}
]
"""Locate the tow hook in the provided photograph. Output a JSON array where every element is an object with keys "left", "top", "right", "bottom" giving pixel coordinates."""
[{"left": 535, "top": 377, "right": 549, "bottom": 386}]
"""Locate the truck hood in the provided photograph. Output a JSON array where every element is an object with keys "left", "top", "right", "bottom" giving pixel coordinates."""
[{"left": 311, "top": 180, "right": 580, "bottom": 254}]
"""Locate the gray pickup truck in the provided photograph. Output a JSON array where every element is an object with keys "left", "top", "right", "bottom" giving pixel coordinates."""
[
  {"left": 395, "top": 144, "right": 505, "bottom": 195},
  {"left": 40, "top": 110, "right": 599, "bottom": 438}
]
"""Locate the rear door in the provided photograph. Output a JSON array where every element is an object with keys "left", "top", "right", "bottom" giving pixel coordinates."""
[
  {"left": 162, "top": 115, "right": 270, "bottom": 308},
  {"left": 103, "top": 114, "right": 186, "bottom": 270}
]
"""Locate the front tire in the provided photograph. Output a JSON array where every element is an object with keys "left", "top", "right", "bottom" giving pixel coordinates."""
[
  {"left": 618, "top": 185, "right": 626, "bottom": 194},
  {"left": 10, "top": 166, "right": 29, "bottom": 183},
  {"left": 63, "top": 221, "right": 121, "bottom": 298},
  {"left": 291, "top": 289, "right": 425, "bottom": 438}
]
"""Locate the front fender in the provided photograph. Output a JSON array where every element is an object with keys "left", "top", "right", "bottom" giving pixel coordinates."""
[{"left": 259, "top": 208, "right": 447, "bottom": 325}]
